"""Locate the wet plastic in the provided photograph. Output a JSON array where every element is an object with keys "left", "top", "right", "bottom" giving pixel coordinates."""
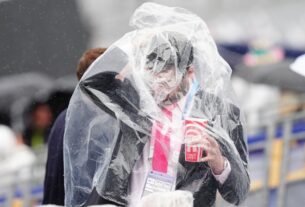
[{"left": 64, "top": 3, "right": 249, "bottom": 207}]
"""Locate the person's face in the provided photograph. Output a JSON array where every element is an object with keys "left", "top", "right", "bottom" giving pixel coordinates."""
[
  {"left": 142, "top": 66, "right": 190, "bottom": 106},
  {"left": 32, "top": 105, "right": 53, "bottom": 129},
  {"left": 148, "top": 68, "right": 179, "bottom": 90}
]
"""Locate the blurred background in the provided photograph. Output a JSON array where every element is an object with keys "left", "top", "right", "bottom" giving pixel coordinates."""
[{"left": 0, "top": 0, "right": 305, "bottom": 206}]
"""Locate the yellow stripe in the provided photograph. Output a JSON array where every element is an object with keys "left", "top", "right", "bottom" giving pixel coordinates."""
[
  {"left": 250, "top": 180, "right": 263, "bottom": 191},
  {"left": 251, "top": 169, "right": 305, "bottom": 192},
  {"left": 250, "top": 139, "right": 305, "bottom": 192},
  {"left": 268, "top": 139, "right": 283, "bottom": 188},
  {"left": 287, "top": 168, "right": 305, "bottom": 182}
]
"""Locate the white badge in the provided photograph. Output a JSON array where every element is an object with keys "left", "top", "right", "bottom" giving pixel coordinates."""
[{"left": 142, "top": 171, "right": 175, "bottom": 197}]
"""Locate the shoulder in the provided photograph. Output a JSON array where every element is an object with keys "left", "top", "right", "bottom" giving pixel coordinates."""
[
  {"left": 48, "top": 109, "right": 67, "bottom": 145},
  {"left": 56, "top": 109, "right": 67, "bottom": 125},
  {"left": 194, "top": 90, "right": 241, "bottom": 118}
]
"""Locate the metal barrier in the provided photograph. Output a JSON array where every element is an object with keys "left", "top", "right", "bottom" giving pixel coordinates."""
[
  {"left": 216, "top": 111, "right": 305, "bottom": 207},
  {"left": 248, "top": 111, "right": 305, "bottom": 207},
  {"left": 276, "top": 113, "right": 305, "bottom": 207},
  {"left": 0, "top": 145, "right": 47, "bottom": 207},
  {"left": 1, "top": 112, "right": 305, "bottom": 206}
]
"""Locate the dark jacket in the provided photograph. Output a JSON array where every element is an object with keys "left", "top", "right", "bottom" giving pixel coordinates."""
[
  {"left": 79, "top": 71, "right": 250, "bottom": 207},
  {"left": 42, "top": 109, "right": 66, "bottom": 206}
]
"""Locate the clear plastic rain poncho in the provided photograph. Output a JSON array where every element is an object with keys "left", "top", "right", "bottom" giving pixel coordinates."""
[{"left": 64, "top": 3, "right": 249, "bottom": 207}]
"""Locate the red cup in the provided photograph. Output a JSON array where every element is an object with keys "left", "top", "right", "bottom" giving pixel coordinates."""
[{"left": 184, "top": 118, "right": 208, "bottom": 162}]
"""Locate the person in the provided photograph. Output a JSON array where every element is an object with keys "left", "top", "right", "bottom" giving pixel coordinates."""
[
  {"left": 64, "top": 3, "right": 250, "bottom": 207},
  {"left": 42, "top": 47, "right": 107, "bottom": 206},
  {"left": 23, "top": 102, "right": 53, "bottom": 147},
  {"left": 0, "top": 125, "right": 36, "bottom": 183}
]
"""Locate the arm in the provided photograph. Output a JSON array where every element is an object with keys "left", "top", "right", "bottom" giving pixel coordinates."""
[
  {"left": 193, "top": 122, "right": 249, "bottom": 205},
  {"left": 185, "top": 109, "right": 249, "bottom": 205},
  {"left": 43, "top": 110, "right": 66, "bottom": 205},
  {"left": 188, "top": 91, "right": 250, "bottom": 204},
  {"left": 216, "top": 107, "right": 250, "bottom": 205}
]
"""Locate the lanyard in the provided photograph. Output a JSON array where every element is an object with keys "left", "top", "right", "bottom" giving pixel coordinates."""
[
  {"left": 149, "top": 79, "right": 200, "bottom": 173},
  {"left": 182, "top": 79, "right": 200, "bottom": 120}
]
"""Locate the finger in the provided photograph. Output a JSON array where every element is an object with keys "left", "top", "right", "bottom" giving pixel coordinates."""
[
  {"left": 203, "top": 144, "right": 220, "bottom": 157},
  {"left": 203, "top": 143, "right": 221, "bottom": 158},
  {"left": 207, "top": 148, "right": 216, "bottom": 156},
  {"left": 202, "top": 145, "right": 213, "bottom": 156},
  {"left": 199, "top": 155, "right": 212, "bottom": 162},
  {"left": 205, "top": 135, "right": 218, "bottom": 147}
]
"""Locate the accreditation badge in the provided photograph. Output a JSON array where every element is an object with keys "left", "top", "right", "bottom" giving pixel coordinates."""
[{"left": 142, "top": 171, "right": 175, "bottom": 197}]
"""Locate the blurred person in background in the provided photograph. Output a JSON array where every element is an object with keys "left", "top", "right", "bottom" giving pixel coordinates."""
[
  {"left": 0, "top": 125, "right": 36, "bottom": 183},
  {"left": 42, "top": 47, "right": 107, "bottom": 206},
  {"left": 23, "top": 102, "right": 53, "bottom": 148}
]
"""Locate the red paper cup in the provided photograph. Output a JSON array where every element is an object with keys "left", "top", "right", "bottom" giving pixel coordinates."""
[{"left": 184, "top": 118, "right": 208, "bottom": 162}]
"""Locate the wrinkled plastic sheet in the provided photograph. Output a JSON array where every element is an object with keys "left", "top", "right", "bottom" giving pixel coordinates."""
[{"left": 64, "top": 3, "right": 249, "bottom": 207}]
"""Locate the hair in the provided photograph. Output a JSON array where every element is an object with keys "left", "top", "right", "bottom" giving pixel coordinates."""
[
  {"left": 145, "top": 31, "right": 193, "bottom": 74},
  {"left": 76, "top": 48, "right": 107, "bottom": 80}
]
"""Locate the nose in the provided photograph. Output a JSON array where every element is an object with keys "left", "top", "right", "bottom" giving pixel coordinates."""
[{"left": 151, "top": 82, "right": 164, "bottom": 92}]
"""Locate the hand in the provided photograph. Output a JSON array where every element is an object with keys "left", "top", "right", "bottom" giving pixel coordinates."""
[{"left": 186, "top": 132, "right": 225, "bottom": 175}]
